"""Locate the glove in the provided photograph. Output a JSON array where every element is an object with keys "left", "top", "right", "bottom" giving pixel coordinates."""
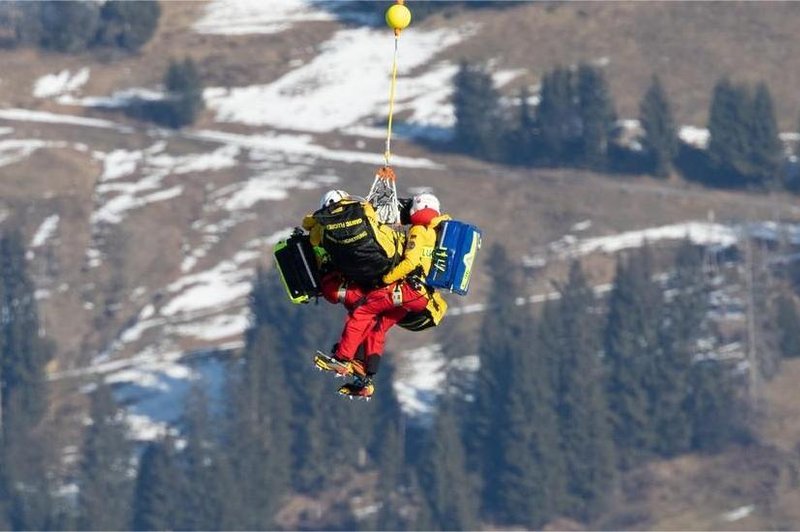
[
  {"left": 399, "top": 197, "right": 413, "bottom": 225},
  {"left": 432, "top": 248, "right": 448, "bottom": 272}
]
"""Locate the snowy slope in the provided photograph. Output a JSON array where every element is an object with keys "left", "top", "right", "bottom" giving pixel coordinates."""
[
  {"left": 8, "top": 0, "right": 479, "bottom": 436},
  {"left": 7, "top": 0, "right": 800, "bottom": 436}
]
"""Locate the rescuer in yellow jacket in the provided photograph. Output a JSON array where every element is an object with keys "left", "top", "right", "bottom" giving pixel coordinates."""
[
  {"left": 381, "top": 194, "right": 450, "bottom": 286},
  {"left": 314, "top": 193, "right": 449, "bottom": 399}
]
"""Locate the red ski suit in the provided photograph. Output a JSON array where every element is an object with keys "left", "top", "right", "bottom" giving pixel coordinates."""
[
  {"left": 332, "top": 212, "right": 449, "bottom": 360},
  {"left": 321, "top": 273, "right": 425, "bottom": 357}
]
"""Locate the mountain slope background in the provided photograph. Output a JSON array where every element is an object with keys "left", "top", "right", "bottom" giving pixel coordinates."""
[
  {"left": 2, "top": 0, "right": 799, "bottom": 370},
  {"left": 2, "top": 1, "right": 800, "bottom": 528}
]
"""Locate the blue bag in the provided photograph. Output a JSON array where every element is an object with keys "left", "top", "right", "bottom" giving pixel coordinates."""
[{"left": 426, "top": 220, "right": 481, "bottom": 295}]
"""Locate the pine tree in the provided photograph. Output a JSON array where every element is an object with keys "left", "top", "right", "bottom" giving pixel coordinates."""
[
  {"left": 131, "top": 438, "right": 183, "bottom": 531},
  {"left": 469, "top": 245, "right": 529, "bottom": 508},
  {"left": 686, "top": 360, "right": 740, "bottom": 452},
  {"left": 493, "top": 351, "right": 564, "bottom": 528},
  {"left": 76, "top": 380, "right": 133, "bottom": 530},
  {"left": 469, "top": 245, "right": 566, "bottom": 526},
  {"left": 748, "top": 82, "right": 783, "bottom": 188},
  {"left": 537, "top": 66, "right": 578, "bottom": 165},
  {"left": 95, "top": 1, "right": 160, "bottom": 51},
  {"left": 546, "top": 262, "right": 615, "bottom": 520},
  {"left": 639, "top": 75, "right": 678, "bottom": 178},
  {"left": 604, "top": 246, "right": 662, "bottom": 467},
  {"left": 224, "top": 321, "right": 291, "bottom": 529},
  {"left": 508, "top": 87, "right": 540, "bottom": 165},
  {"left": 408, "top": 472, "right": 437, "bottom": 531},
  {"left": 418, "top": 404, "right": 479, "bottom": 531},
  {"left": 0, "top": 230, "right": 53, "bottom": 432},
  {"left": 371, "top": 419, "right": 408, "bottom": 530},
  {"left": 577, "top": 63, "right": 616, "bottom": 169},
  {"left": 240, "top": 268, "right": 362, "bottom": 498},
  {"left": 651, "top": 240, "right": 705, "bottom": 457},
  {"left": 39, "top": 1, "right": 100, "bottom": 52},
  {"left": 282, "top": 299, "right": 363, "bottom": 493},
  {"left": 775, "top": 294, "right": 800, "bottom": 358},
  {"left": 0, "top": 230, "right": 55, "bottom": 530},
  {"left": 453, "top": 61, "right": 505, "bottom": 161},
  {"left": 367, "top": 357, "right": 405, "bottom": 460},
  {"left": 153, "top": 57, "right": 205, "bottom": 128},
  {"left": 176, "top": 384, "right": 237, "bottom": 530},
  {"left": 707, "top": 77, "right": 755, "bottom": 186},
  {"left": 0, "top": 433, "right": 54, "bottom": 530},
  {"left": 0, "top": 3, "right": 43, "bottom": 48}
]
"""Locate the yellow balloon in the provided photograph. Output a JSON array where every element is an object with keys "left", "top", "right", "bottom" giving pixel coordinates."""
[{"left": 386, "top": 4, "right": 411, "bottom": 31}]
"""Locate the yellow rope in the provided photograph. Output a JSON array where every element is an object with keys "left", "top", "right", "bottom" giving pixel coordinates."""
[{"left": 384, "top": 33, "right": 400, "bottom": 167}]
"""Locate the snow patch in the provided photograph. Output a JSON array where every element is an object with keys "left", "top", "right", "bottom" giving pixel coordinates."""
[
  {"left": 120, "top": 316, "right": 166, "bottom": 345},
  {"left": 216, "top": 166, "right": 310, "bottom": 210},
  {"left": 169, "top": 311, "right": 250, "bottom": 342},
  {"left": 161, "top": 257, "right": 255, "bottom": 317},
  {"left": 529, "top": 220, "right": 800, "bottom": 267},
  {"left": 394, "top": 344, "right": 447, "bottom": 419},
  {"left": 391, "top": 62, "right": 460, "bottom": 140},
  {"left": 393, "top": 345, "right": 481, "bottom": 422},
  {"left": 91, "top": 143, "right": 238, "bottom": 227},
  {"left": 124, "top": 414, "right": 172, "bottom": 442},
  {"left": 99, "top": 149, "right": 144, "bottom": 181},
  {"left": 679, "top": 125, "right": 710, "bottom": 149},
  {"left": 92, "top": 182, "right": 183, "bottom": 225},
  {"left": 59, "top": 87, "right": 165, "bottom": 108},
  {"left": 555, "top": 222, "right": 738, "bottom": 258},
  {"left": 113, "top": 353, "right": 229, "bottom": 442},
  {"left": 194, "top": 0, "right": 334, "bottom": 35},
  {"left": 571, "top": 219, "right": 592, "bottom": 232},
  {"left": 722, "top": 505, "right": 754, "bottom": 522},
  {"left": 449, "top": 302, "right": 487, "bottom": 316},
  {"left": 34, "top": 68, "right": 90, "bottom": 98},
  {"left": 493, "top": 68, "right": 526, "bottom": 88},
  {"left": 189, "top": 129, "right": 440, "bottom": 169},
  {"left": 204, "top": 26, "right": 464, "bottom": 133},
  {"left": 0, "top": 109, "right": 127, "bottom": 130},
  {"left": 0, "top": 139, "right": 51, "bottom": 167},
  {"left": 147, "top": 144, "right": 241, "bottom": 175},
  {"left": 31, "top": 215, "right": 60, "bottom": 247}
]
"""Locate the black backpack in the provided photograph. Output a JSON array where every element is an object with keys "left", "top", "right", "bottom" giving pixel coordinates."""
[{"left": 314, "top": 200, "right": 402, "bottom": 287}]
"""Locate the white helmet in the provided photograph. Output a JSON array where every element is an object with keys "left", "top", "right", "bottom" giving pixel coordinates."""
[
  {"left": 320, "top": 189, "right": 349, "bottom": 209},
  {"left": 410, "top": 193, "right": 440, "bottom": 215}
]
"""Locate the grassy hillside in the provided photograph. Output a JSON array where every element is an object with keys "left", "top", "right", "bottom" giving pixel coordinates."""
[
  {"left": 438, "top": 1, "right": 800, "bottom": 130},
  {"left": 2, "top": 3, "right": 800, "bottom": 528},
  {"left": 0, "top": 0, "right": 798, "bottom": 393},
  {"left": 0, "top": 0, "right": 798, "bottom": 394}
]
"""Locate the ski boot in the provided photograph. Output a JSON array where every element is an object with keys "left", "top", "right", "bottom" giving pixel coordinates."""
[
  {"left": 313, "top": 350, "right": 366, "bottom": 378},
  {"left": 338, "top": 376, "right": 375, "bottom": 401}
]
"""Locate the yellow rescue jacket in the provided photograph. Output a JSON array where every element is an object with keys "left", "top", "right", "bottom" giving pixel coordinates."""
[
  {"left": 302, "top": 213, "right": 324, "bottom": 247},
  {"left": 382, "top": 214, "right": 451, "bottom": 285},
  {"left": 391, "top": 214, "right": 451, "bottom": 331}
]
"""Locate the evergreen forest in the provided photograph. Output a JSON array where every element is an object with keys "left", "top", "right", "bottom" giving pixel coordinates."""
[
  {"left": 1, "top": 228, "right": 789, "bottom": 530},
  {"left": 452, "top": 62, "right": 797, "bottom": 192}
]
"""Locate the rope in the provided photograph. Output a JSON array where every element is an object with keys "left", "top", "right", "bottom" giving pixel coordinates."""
[
  {"left": 369, "top": 0, "right": 406, "bottom": 224},
  {"left": 384, "top": 33, "right": 400, "bottom": 166}
]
